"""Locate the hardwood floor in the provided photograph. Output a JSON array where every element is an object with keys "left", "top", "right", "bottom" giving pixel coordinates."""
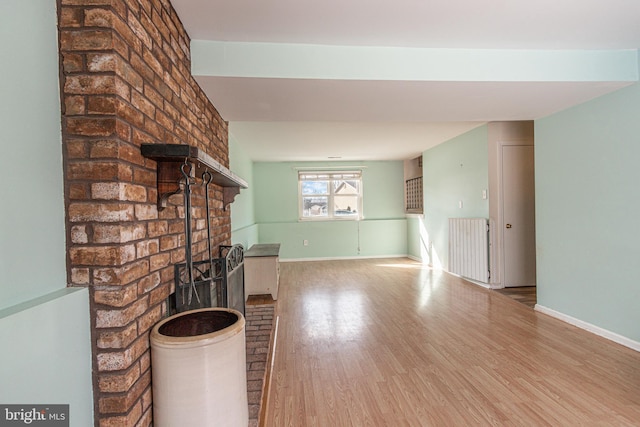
[{"left": 264, "top": 258, "right": 640, "bottom": 426}]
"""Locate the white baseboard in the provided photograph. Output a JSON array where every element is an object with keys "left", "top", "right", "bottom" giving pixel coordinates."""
[
  {"left": 406, "top": 255, "right": 424, "bottom": 263},
  {"left": 535, "top": 304, "right": 640, "bottom": 353},
  {"left": 280, "top": 254, "right": 409, "bottom": 263},
  {"left": 444, "top": 270, "right": 491, "bottom": 289},
  {"left": 465, "top": 278, "right": 491, "bottom": 289}
]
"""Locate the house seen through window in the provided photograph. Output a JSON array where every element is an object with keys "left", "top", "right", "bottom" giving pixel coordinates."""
[{"left": 299, "top": 171, "right": 363, "bottom": 220}]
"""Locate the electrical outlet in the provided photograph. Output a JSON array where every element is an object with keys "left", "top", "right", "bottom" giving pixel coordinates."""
[{"left": 303, "top": 239, "right": 309, "bottom": 246}]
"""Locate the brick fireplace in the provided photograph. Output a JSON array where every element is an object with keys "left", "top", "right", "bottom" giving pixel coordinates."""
[{"left": 57, "top": 0, "right": 232, "bottom": 425}]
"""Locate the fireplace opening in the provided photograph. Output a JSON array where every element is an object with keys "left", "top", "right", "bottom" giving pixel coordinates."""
[{"left": 169, "top": 244, "right": 245, "bottom": 317}]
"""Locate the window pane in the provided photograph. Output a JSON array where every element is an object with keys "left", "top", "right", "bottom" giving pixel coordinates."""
[
  {"left": 334, "top": 196, "right": 358, "bottom": 216},
  {"left": 302, "top": 180, "right": 328, "bottom": 195},
  {"left": 333, "top": 180, "right": 359, "bottom": 193},
  {"left": 302, "top": 196, "right": 328, "bottom": 217}
]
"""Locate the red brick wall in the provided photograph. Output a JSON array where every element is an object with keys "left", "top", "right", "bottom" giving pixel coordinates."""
[{"left": 58, "top": 0, "right": 230, "bottom": 425}]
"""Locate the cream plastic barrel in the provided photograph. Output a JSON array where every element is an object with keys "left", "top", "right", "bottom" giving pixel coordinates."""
[{"left": 150, "top": 308, "right": 248, "bottom": 427}]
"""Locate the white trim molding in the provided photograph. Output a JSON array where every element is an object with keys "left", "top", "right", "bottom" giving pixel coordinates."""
[
  {"left": 280, "top": 254, "right": 408, "bottom": 263},
  {"left": 535, "top": 304, "right": 640, "bottom": 353},
  {"left": 444, "top": 270, "right": 491, "bottom": 289}
]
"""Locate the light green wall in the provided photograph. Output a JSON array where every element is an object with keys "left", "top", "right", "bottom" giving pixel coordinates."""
[
  {"left": 231, "top": 223, "right": 259, "bottom": 250},
  {"left": 406, "top": 216, "right": 428, "bottom": 261},
  {"left": 254, "top": 162, "right": 299, "bottom": 223},
  {"left": 0, "top": 289, "right": 93, "bottom": 426},
  {"left": 423, "top": 125, "right": 489, "bottom": 269},
  {"left": 253, "top": 161, "right": 407, "bottom": 259},
  {"left": 229, "top": 135, "right": 259, "bottom": 249},
  {"left": 0, "top": 1, "right": 94, "bottom": 423},
  {"left": 193, "top": 40, "right": 638, "bottom": 83},
  {"left": 535, "top": 82, "right": 640, "bottom": 342},
  {"left": 0, "top": 0, "right": 67, "bottom": 307},
  {"left": 259, "top": 219, "right": 407, "bottom": 259}
]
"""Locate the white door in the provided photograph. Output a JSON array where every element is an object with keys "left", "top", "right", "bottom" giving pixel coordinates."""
[{"left": 502, "top": 145, "right": 536, "bottom": 287}]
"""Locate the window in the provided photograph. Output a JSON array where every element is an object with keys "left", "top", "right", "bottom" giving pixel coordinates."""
[{"left": 299, "top": 171, "right": 363, "bottom": 220}]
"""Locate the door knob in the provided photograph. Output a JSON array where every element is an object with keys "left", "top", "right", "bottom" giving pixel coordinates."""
[{"left": 506, "top": 224, "right": 512, "bottom": 229}]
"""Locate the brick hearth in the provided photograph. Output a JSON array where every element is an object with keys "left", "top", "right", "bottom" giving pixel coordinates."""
[{"left": 245, "top": 303, "right": 276, "bottom": 427}]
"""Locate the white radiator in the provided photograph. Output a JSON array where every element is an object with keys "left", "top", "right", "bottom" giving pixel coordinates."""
[{"left": 448, "top": 218, "right": 489, "bottom": 283}]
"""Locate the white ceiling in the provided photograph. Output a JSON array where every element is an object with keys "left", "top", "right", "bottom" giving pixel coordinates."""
[{"left": 171, "top": 0, "right": 640, "bottom": 161}]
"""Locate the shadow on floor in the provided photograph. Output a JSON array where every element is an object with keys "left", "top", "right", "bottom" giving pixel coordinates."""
[{"left": 494, "top": 286, "right": 536, "bottom": 308}]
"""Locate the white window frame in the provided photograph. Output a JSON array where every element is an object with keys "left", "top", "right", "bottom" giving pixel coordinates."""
[{"left": 298, "top": 171, "right": 363, "bottom": 221}]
